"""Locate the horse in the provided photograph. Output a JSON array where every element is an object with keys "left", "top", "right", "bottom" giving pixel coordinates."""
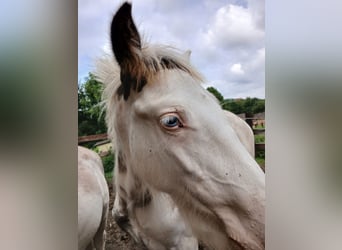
[
  {"left": 97, "top": 54, "right": 256, "bottom": 249},
  {"left": 97, "top": 2, "right": 265, "bottom": 249},
  {"left": 78, "top": 146, "right": 109, "bottom": 250},
  {"left": 98, "top": 50, "right": 199, "bottom": 250},
  {"left": 97, "top": 57, "right": 257, "bottom": 250}
]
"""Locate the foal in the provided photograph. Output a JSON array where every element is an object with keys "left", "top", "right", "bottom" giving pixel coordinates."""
[
  {"left": 98, "top": 2, "right": 265, "bottom": 250},
  {"left": 78, "top": 146, "right": 109, "bottom": 250},
  {"left": 97, "top": 53, "right": 198, "bottom": 250},
  {"left": 97, "top": 59, "right": 256, "bottom": 250}
]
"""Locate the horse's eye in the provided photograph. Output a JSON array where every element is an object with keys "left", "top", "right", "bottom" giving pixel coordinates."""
[{"left": 160, "top": 115, "right": 183, "bottom": 129}]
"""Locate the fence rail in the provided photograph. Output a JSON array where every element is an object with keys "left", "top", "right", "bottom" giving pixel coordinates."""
[
  {"left": 255, "top": 143, "right": 265, "bottom": 151},
  {"left": 78, "top": 133, "right": 108, "bottom": 144},
  {"left": 253, "top": 128, "right": 265, "bottom": 135}
]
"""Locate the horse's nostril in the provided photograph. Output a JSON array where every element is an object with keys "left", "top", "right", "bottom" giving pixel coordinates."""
[
  {"left": 113, "top": 213, "right": 131, "bottom": 231},
  {"left": 113, "top": 214, "right": 144, "bottom": 245},
  {"left": 114, "top": 214, "right": 129, "bottom": 225}
]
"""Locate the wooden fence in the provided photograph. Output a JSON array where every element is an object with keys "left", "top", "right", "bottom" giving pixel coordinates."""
[
  {"left": 245, "top": 117, "right": 265, "bottom": 156},
  {"left": 78, "top": 133, "right": 108, "bottom": 144}
]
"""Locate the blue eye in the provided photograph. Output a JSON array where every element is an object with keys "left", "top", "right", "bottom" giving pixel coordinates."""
[{"left": 160, "top": 115, "right": 183, "bottom": 129}]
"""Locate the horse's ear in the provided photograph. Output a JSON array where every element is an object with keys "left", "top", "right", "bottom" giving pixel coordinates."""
[
  {"left": 183, "top": 50, "right": 192, "bottom": 62},
  {"left": 110, "top": 2, "right": 141, "bottom": 66},
  {"left": 110, "top": 2, "right": 144, "bottom": 100}
]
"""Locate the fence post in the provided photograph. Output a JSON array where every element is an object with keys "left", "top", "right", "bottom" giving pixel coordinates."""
[{"left": 245, "top": 112, "right": 253, "bottom": 129}]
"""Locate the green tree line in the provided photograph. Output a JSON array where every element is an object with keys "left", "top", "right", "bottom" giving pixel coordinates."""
[{"left": 206, "top": 86, "right": 265, "bottom": 115}]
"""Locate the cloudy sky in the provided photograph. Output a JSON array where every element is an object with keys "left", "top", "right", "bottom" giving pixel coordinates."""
[{"left": 79, "top": 0, "right": 265, "bottom": 98}]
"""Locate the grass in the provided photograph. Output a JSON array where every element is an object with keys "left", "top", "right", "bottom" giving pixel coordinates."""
[
  {"left": 255, "top": 157, "right": 265, "bottom": 166},
  {"left": 254, "top": 124, "right": 265, "bottom": 129},
  {"left": 255, "top": 134, "right": 265, "bottom": 143},
  {"left": 255, "top": 156, "right": 265, "bottom": 171},
  {"left": 99, "top": 152, "right": 115, "bottom": 182},
  {"left": 105, "top": 171, "right": 113, "bottom": 183}
]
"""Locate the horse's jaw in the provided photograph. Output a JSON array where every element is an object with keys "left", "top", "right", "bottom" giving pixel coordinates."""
[
  {"left": 171, "top": 172, "right": 265, "bottom": 250},
  {"left": 166, "top": 148, "right": 265, "bottom": 250}
]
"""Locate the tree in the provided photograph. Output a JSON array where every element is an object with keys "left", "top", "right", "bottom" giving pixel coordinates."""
[
  {"left": 206, "top": 86, "right": 224, "bottom": 103},
  {"left": 222, "top": 99, "right": 244, "bottom": 114},
  {"left": 205, "top": 86, "right": 265, "bottom": 115},
  {"left": 252, "top": 99, "right": 265, "bottom": 114},
  {"left": 243, "top": 97, "right": 258, "bottom": 115},
  {"left": 78, "top": 73, "right": 107, "bottom": 136},
  {"left": 222, "top": 98, "right": 264, "bottom": 115}
]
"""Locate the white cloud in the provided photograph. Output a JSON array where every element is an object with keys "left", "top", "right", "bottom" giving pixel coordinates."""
[
  {"left": 203, "top": 4, "right": 264, "bottom": 48},
  {"left": 248, "top": 47, "right": 265, "bottom": 72},
  {"left": 216, "top": 47, "right": 264, "bottom": 98},
  {"left": 230, "top": 63, "right": 245, "bottom": 75}
]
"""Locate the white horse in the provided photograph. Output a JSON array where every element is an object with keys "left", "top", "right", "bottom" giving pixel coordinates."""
[
  {"left": 78, "top": 146, "right": 109, "bottom": 250},
  {"left": 97, "top": 52, "right": 254, "bottom": 249},
  {"left": 98, "top": 2, "right": 265, "bottom": 250},
  {"left": 98, "top": 51, "right": 199, "bottom": 250}
]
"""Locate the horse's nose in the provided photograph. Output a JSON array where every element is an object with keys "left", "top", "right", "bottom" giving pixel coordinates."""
[
  {"left": 113, "top": 213, "right": 130, "bottom": 229},
  {"left": 112, "top": 212, "right": 146, "bottom": 246}
]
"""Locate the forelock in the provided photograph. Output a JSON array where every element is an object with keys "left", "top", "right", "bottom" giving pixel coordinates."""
[{"left": 116, "top": 44, "right": 204, "bottom": 100}]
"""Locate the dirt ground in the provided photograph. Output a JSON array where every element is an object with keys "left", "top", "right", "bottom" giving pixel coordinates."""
[
  {"left": 105, "top": 183, "right": 209, "bottom": 250},
  {"left": 105, "top": 184, "right": 145, "bottom": 250}
]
